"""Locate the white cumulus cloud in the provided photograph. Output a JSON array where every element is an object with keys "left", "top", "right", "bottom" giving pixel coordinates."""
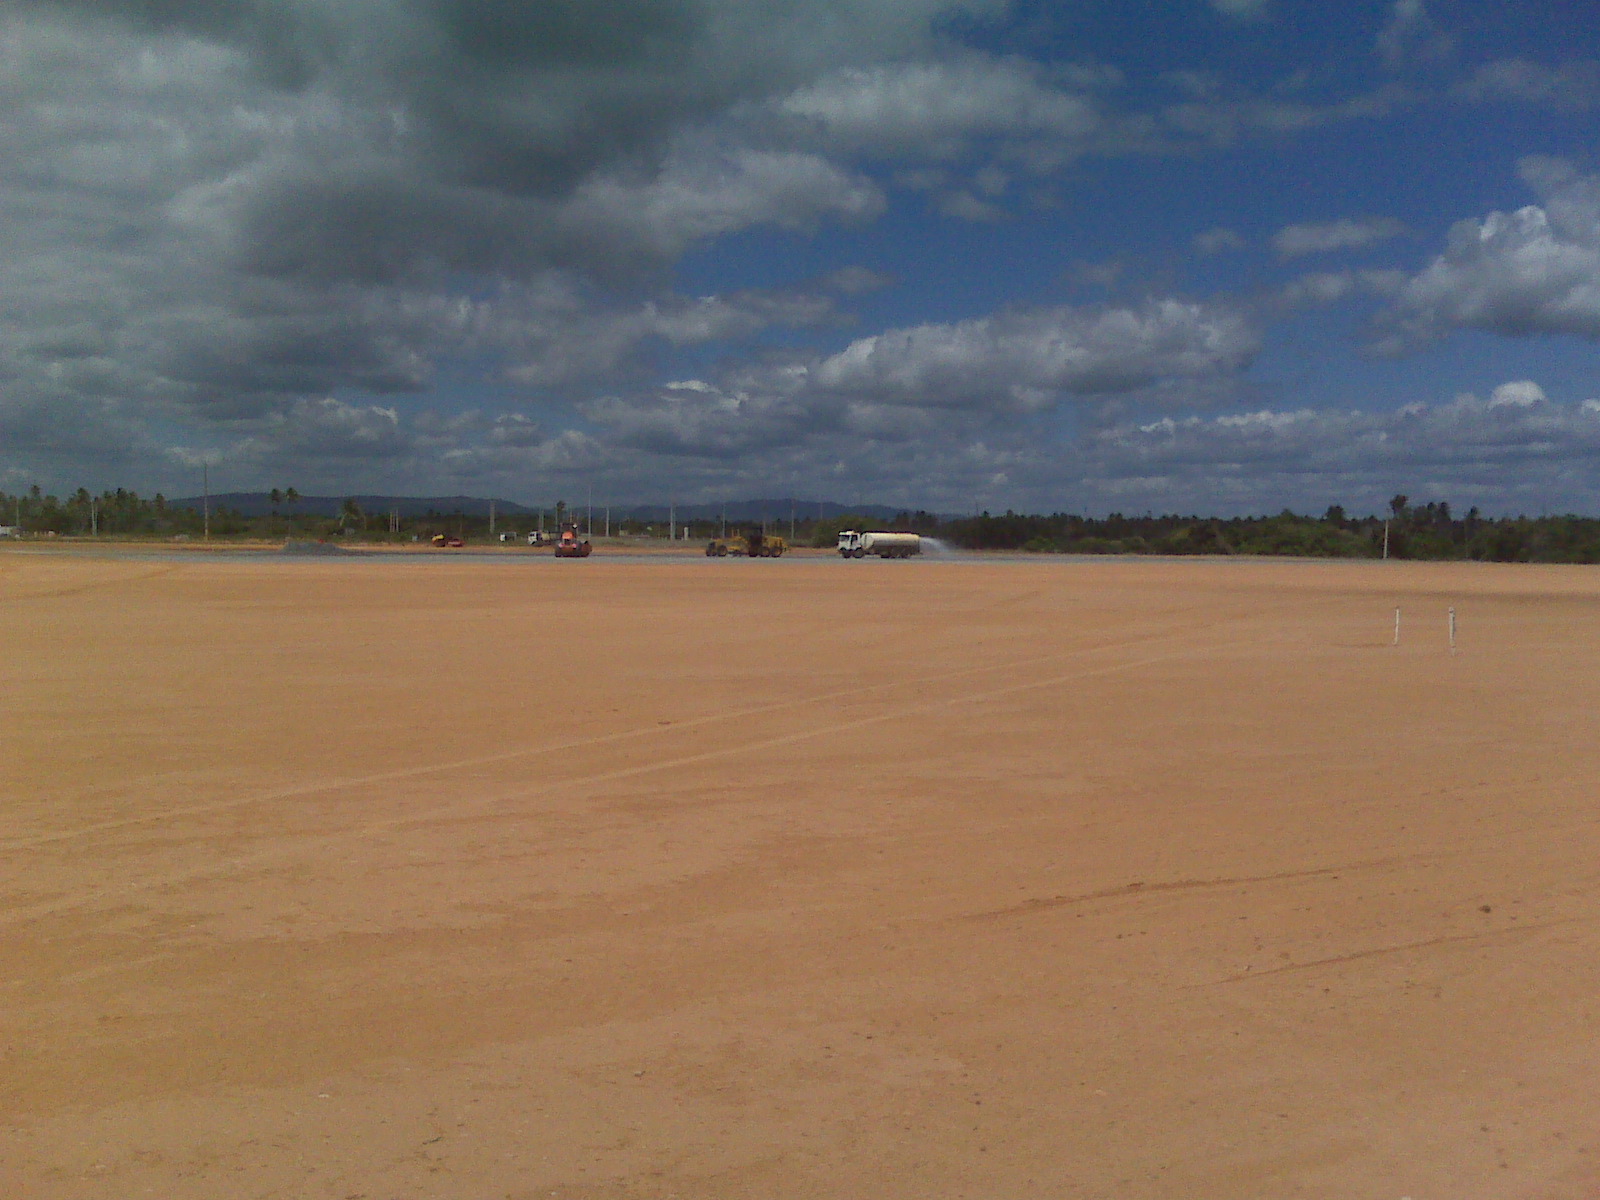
[
  {"left": 1380, "top": 158, "right": 1600, "bottom": 347},
  {"left": 1086, "top": 382, "right": 1600, "bottom": 513},
  {"left": 813, "top": 300, "right": 1260, "bottom": 408},
  {"left": 1488, "top": 380, "right": 1546, "bottom": 409}
]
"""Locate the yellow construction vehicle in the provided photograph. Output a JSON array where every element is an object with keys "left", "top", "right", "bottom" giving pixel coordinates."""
[{"left": 705, "top": 526, "right": 787, "bottom": 557}]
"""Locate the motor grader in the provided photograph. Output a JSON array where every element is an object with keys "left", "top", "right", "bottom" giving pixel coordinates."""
[{"left": 705, "top": 526, "right": 787, "bottom": 557}]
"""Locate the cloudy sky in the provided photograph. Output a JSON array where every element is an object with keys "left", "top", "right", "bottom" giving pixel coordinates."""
[{"left": 4, "top": 0, "right": 1599, "bottom": 514}]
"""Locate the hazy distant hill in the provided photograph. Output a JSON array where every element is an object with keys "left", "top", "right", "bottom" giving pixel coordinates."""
[{"left": 169, "top": 494, "right": 917, "bottom": 521}]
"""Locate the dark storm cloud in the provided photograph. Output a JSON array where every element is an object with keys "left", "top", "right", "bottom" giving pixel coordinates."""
[
  {"left": 12, "top": 0, "right": 971, "bottom": 254},
  {"left": 0, "top": 0, "right": 955, "bottom": 457}
]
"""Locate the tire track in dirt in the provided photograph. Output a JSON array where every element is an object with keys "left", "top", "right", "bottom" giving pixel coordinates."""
[
  {"left": 1204, "top": 916, "right": 1585, "bottom": 984},
  {"left": 1, "top": 635, "right": 1234, "bottom": 926},
  {"left": 358, "top": 639, "right": 1222, "bottom": 836},
  {"left": 0, "top": 562, "right": 180, "bottom": 602},
  {"left": 961, "top": 856, "right": 1438, "bottom": 921},
  {"left": 0, "top": 622, "right": 1195, "bottom": 852}
]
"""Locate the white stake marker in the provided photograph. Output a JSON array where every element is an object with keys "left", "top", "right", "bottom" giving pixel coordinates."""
[
  {"left": 1393, "top": 606, "right": 1401, "bottom": 646},
  {"left": 1449, "top": 606, "right": 1457, "bottom": 653}
]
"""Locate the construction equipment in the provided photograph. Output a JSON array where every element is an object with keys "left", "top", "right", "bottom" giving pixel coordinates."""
[
  {"left": 705, "top": 526, "right": 787, "bottom": 557},
  {"left": 431, "top": 533, "right": 465, "bottom": 548},
  {"left": 837, "top": 530, "right": 920, "bottom": 559},
  {"left": 553, "top": 523, "right": 592, "bottom": 557}
]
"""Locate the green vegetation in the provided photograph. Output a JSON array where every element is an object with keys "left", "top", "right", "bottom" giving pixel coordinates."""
[
  {"left": 938, "top": 496, "right": 1600, "bottom": 562},
  {"left": 0, "top": 487, "right": 513, "bottom": 543},
  {"left": 0, "top": 486, "right": 206, "bottom": 538}
]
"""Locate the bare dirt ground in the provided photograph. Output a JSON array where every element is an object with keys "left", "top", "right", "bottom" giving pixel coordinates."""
[{"left": 3, "top": 549, "right": 1597, "bottom": 1199}]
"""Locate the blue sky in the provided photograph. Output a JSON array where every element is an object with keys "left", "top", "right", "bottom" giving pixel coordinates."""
[{"left": 3, "top": 0, "right": 1599, "bottom": 514}]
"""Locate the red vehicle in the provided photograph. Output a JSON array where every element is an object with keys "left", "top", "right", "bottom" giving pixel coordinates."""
[
  {"left": 431, "top": 533, "right": 466, "bottom": 548},
  {"left": 553, "top": 524, "right": 592, "bottom": 557}
]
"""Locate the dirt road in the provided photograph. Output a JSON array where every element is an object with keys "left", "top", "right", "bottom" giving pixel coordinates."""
[{"left": 3, "top": 550, "right": 1597, "bottom": 1198}]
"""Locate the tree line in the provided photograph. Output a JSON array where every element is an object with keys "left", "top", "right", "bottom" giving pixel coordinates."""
[
  {"left": 893, "top": 495, "right": 1600, "bottom": 563},
  {"left": 0, "top": 486, "right": 483, "bottom": 540}
]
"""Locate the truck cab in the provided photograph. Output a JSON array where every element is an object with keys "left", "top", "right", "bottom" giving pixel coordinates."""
[{"left": 837, "top": 530, "right": 865, "bottom": 558}]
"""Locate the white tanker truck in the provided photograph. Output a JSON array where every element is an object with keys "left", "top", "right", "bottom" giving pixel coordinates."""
[{"left": 837, "top": 530, "right": 921, "bottom": 559}]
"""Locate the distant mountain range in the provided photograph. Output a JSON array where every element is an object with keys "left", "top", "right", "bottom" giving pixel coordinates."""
[{"left": 167, "top": 493, "right": 921, "bottom": 521}]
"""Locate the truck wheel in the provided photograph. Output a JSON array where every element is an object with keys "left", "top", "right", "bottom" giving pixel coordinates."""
[{"left": 851, "top": 547, "right": 865, "bottom": 559}]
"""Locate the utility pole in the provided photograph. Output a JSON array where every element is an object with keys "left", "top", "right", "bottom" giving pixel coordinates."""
[
  {"left": 790, "top": 498, "right": 795, "bottom": 541},
  {"left": 1383, "top": 519, "right": 1389, "bottom": 560},
  {"left": 489, "top": 499, "right": 496, "bottom": 537},
  {"left": 203, "top": 463, "right": 210, "bottom": 542},
  {"left": 604, "top": 506, "right": 610, "bottom": 538},
  {"left": 586, "top": 483, "right": 592, "bottom": 537},
  {"left": 669, "top": 502, "right": 675, "bottom": 542},
  {"left": 90, "top": 496, "right": 97, "bottom": 537}
]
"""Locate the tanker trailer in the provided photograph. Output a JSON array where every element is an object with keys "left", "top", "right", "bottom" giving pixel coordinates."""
[{"left": 836, "top": 530, "right": 921, "bottom": 559}]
